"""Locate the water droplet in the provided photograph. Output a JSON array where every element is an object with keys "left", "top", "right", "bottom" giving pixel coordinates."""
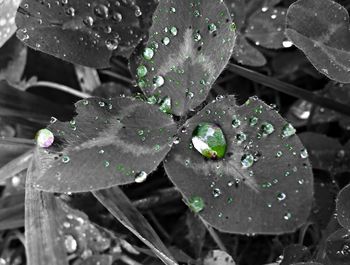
[
  {"left": 281, "top": 123, "right": 296, "bottom": 138},
  {"left": 241, "top": 154, "right": 254, "bottom": 168},
  {"left": 236, "top": 132, "right": 247, "bottom": 143},
  {"left": 283, "top": 212, "right": 292, "bottom": 220},
  {"left": 162, "top": 36, "right": 170, "bottom": 45},
  {"left": 276, "top": 151, "right": 283, "bottom": 158},
  {"left": 137, "top": 65, "right": 148, "bottom": 78},
  {"left": 153, "top": 76, "right": 165, "bottom": 88},
  {"left": 277, "top": 192, "right": 286, "bottom": 201},
  {"left": 282, "top": 40, "right": 293, "bottom": 48},
  {"left": 35, "top": 129, "right": 54, "bottom": 148},
  {"left": 188, "top": 196, "right": 205, "bottom": 213},
  {"left": 192, "top": 123, "right": 227, "bottom": 159},
  {"left": 249, "top": 116, "right": 258, "bottom": 126},
  {"left": 193, "top": 32, "right": 202, "bottom": 42},
  {"left": 65, "top": 7, "right": 75, "bottom": 16},
  {"left": 94, "top": 4, "right": 109, "bottom": 18},
  {"left": 212, "top": 188, "right": 221, "bottom": 198},
  {"left": 83, "top": 16, "right": 94, "bottom": 27},
  {"left": 208, "top": 23, "right": 217, "bottom": 33},
  {"left": 64, "top": 235, "right": 77, "bottom": 253},
  {"left": 105, "top": 38, "right": 119, "bottom": 50},
  {"left": 159, "top": 97, "right": 171, "bottom": 114},
  {"left": 260, "top": 122, "right": 275, "bottom": 136},
  {"left": 135, "top": 171, "right": 147, "bottom": 183},
  {"left": 170, "top": 26, "right": 178, "bottom": 36},
  {"left": 231, "top": 116, "right": 241, "bottom": 128},
  {"left": 143, "top": 47, "right": 154, "bottom": 60},
  {"left": 300, "top": 149, "right": 308, "bottom": 159},
  {"left": 62, "top": 155, "right": 70, "bottom": 163}
]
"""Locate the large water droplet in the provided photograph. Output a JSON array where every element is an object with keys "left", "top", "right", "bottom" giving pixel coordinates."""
[
  {"left": 188, "top": 196, "right": 205, "bottom": 213},
  {"left": 94, "top": 4, "right": 109, "bottom": 18},
  {"left": 143, "top": 47, "right": 154, "bottom": 60},
  {"left": 241, "top": 154, "right": 254, "bottom": 168},
  {"left": 192, "top": 123, "right": 227, "bottom": 159},
  {"left": 35, "top": 129, "right": 54, "bottom": 148},
  {"left": 281, "top": 123, "right": 296, "bottom": 138},
  {"left": 64, "top": 235, "right": 77, "bottom": 253},
  {"left": 135, "top": 171, "right": 147, "bottom": 183}
]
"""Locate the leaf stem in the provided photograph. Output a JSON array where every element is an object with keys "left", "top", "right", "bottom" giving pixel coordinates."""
[
  {"left": 99, "top": 70, "right": 134, "bottom": 84},
  {"left": 227, "top": 63, "right": 350, "bottom": 117},
  {"left": 201, "top": 218, "right": 228, "bottom": 252},
  {"left": 29, "top": 81, "right": 90, "bottom": 98}
]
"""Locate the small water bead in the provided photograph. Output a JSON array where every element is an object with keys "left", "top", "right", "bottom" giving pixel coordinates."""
[
  {"left": 143, "top": 47, "right": 154, "bottom": 60},
  {"left": 236, "top": 132, "right": 247, "bottom": 143},
  {"left": 212, "top": 188, "right": 221, "bottom": 198},
  {"left": 231, "top": 116, "right": 241, "bottom": 128},
  {"left": 135, "top": 171, "right": 147, "bottom": 183},
  {"left": 260, "top": 122, "right": 274, "bottom": 136},
  {"left": 193, "top": 32, "right": 202, "bottom": 42},
  {"left": 170, "top": 26, "right": 178, "bottom": 36},
  {"left": 193, "top": 10, "right": 200, "bottom": 17},
  {"left": 162, "top": 37, "right": 170, "bottom": 45},
  {"left": 64, "top": 235, "right": 77, "bottom": 253},
  {"left": 188, "top": 196, "right": 205, "bottom": 213},
  {"left": 65, "top": 7, "right": 75, "bottom": 16},
  {"left": 83, "top": 16, "right": 94, "bottom": 27},
  {"left": 169, "top": 7, "right": 176, "bottom": 13},
  {"left": 135, "top": 8, "right": 142, "bottom": 17},
  {"left": 105, "top": 38, "right": 119, "bottom": 50},
  {"left": 208, "top": 23, "right": 217, "bottom": 33},
  {"left": 241, "top": 154, "right": 254, "bottom": 168},
  {"left": 94, "top": 4, "right": 109, "bottom": 18},
  {"left": 35, "top": 129, "right": 54, "bottom": 148},
  {"left": 276, "top": 151, "right": 283, "bottom": 158},
  {"left": 300, "top": 149, "right": 309, "bottom": 159},
  {"left": 153, "top": 76, "right": 165, "bottom": 88},
  {"left": 230, "top": 22, "right": 236, "bottom": 31},
  {"left": 159, "top": 97, "right": 171, "bottom": 114},
  {"left": 62, "top": 155, "right": 70, "bottom": 163},
  {"left": 277, "top": 192, "right": 286, "bottom": 201},
  {"left": 136, "top": 65, "right": 148, "bottom": 77},
  {"left": 112, "top": 11, "right": 123, "bottom": 22},
  {"left": 104, "top": 161, "right": 110, "bottom": 167},
  {"left": 283, "top": 212, "right": 292, "bottom": 220},
  {"left": 249, "top": 116, "right": 258, "bottom": 126},
  {"left": 281, "top": 123, "right": 296, "bottom": 138},
  {"left": 192, "top": 123, "right": 227, "bottom": 159}
]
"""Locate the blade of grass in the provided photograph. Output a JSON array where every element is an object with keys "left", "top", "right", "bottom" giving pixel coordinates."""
[
  {"left": 0, "top": 149, "right": 33, "bottom": 182},
  {"left": 25, "top": 156, "right": 68, "bottom": 265},
  {"left": 93, "top": 187, "right": 178, "bottom": 265},
  {"left": 227, "top": 63, "right": 350, "bottom": 117}
]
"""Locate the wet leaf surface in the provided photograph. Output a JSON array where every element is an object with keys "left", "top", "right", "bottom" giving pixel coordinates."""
[
  {"left": 132, "top": 0, "right": 237, "bottom": 116},
  {"left": 286, "top": 0, "right": 350, "bottom": 83},
  {"left": 93, "top": 186, "right": 178, "bottom": 265},
  {"left": 34, "top": 97, "right": 177, "bottom": 193},
  {"left": 0, "top": 0, "right": 22, "bottom": 48},
  {"left": 323, "top": 228, "right": 350, "bottom": 265},
  {"left": 15, "top": 0, "right": 148, "bottom": 68},
  {"left": 336, "top": 184, "right": 350, "bottom": 230},
  {"left": 232, "top": 34, "right": 266, "bottom": 67},
  {"left": 165, "top": 96, "right": 314, "bottom": 234}
]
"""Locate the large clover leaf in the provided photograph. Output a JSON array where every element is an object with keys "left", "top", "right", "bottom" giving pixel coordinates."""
[
  {"left": 131, "top": 0, "right": 237, "bottom": 116},
  {"left": 165, "top": 96, "right": 313, "bottom": 234},
  {"left": 286, "top": 0, "right": 350, "bottom": 83},
  {"left": 15, "top": 0, "right": 151, "bottom": 67},
  {"left": 34, "top": 97, "right": 177, "bottom": 193},
  {"left": 0, "top": 0, "right": 22, "bottom": 48}
]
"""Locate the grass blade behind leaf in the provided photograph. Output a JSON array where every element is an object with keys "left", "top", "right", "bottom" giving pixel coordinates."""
[
  {"left": 25, "top": 156, "right": 68, "bottom": 265},
  {"left": 227, "top": 63, "right": 350, "bottom": 117},
  {"left": 93, "top": 187, "right": 178, "bottom": 265}
]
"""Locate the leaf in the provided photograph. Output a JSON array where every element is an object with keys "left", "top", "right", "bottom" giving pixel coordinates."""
[
  {"left": 323, "top": 228, "right": 350, "bottom": 265},
  {"left": 336, "top": 184, "right": 350, "bottom": 230},
  {"left": 203, "top": 250, "right": 236, "bottom": 265},
  {"left": 244, "top": 7, "right": 288, "bottom": 49},
  {"left": 131, "top": 0, "right": 237, "bottom": 116},
  {"left": 280, "top": 244, "right": 311, "bottom": 265},
  {"left": 0, "top": 36, "right": 27, "bottom": 83},
  {"left": 0, "top": 149, "right": 33, "bottom": 183},
  {"left": 232, "top": 34, "right": 266, "bottom": 67},
  {"left": 25, "top": 158, "right": 68, "bottom": 265},
  {"left": 0, "top": 137, "right": 33, "bottom": 168},
  {"left": 93, "top": 186, "right": 178, "bottom": 265},
  {"left": 34, "top": 97, "right": 177, "bottom": 193},
  {"left": 286, "top": 0, "right": 350, "bottom": 83},
  {"left": 0, "top": 0, "right": 22, "bottom": 48},
  {"left": 165, "top": 96, "right": 314, "bottom": 234},
  {"left": 15, "top": 0, "right": 147, "bottom": 68}
]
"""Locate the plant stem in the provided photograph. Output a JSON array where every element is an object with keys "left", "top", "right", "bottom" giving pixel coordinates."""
[
  {"left": 99, "top": 70, "right": 134, "bottom": 84},
  {"left": 201, "top": 218, "right": 228, "bottom": 252},
  {"left": 30, "top": 81, "right": 90, "bottom": 98},
  {"left": 227, "top": 63, "right": 350, "bottom": 117}
]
